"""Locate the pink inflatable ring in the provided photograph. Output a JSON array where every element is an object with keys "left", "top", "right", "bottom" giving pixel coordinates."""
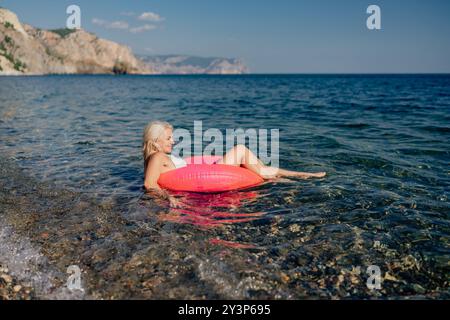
[{"left": 158, "top": 155, "right": 264, "bottom": 193}]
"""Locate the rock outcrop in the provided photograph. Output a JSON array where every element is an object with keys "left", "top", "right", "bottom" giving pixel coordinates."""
[
  {"left": 0, "top": 8, "right": 152, "bottom": 75},
  {"left": 0, "top": 8, "right": 249, "bottom": 75}
]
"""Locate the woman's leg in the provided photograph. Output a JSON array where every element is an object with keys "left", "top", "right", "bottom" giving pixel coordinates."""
[
  {"left": 217, "top": 144, "right": 268, "bottom": 175},
  {"left": 217, "top": 145, "right": 326, "bottom": 179}
]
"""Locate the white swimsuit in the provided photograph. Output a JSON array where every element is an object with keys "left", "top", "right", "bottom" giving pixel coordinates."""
[{"left": 169, "top": 154, "right": 187, "bottom": 169}]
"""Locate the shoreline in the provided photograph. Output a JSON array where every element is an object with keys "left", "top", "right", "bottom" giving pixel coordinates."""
[{"left": 0, "top": 156, "right": 87, "bottom": 299}]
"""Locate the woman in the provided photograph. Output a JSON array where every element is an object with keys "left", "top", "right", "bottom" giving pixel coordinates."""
[{"left": 143, "top": 121, "right": 326, "bottom": 193}]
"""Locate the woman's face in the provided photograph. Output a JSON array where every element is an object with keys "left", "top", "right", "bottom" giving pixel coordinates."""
[{"left": 156, "top": 128, "right": 175, "bottom": 153}]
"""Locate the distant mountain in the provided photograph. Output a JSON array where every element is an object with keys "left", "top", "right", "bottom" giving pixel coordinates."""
[
  {"left": 138, "top": 54, "right": 249, "bottom": 75},
  {"left": 0, "top": 8, "right": 248, "bottom": 75}
]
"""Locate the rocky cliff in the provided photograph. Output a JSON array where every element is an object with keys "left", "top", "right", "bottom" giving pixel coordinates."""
[
  {"left": 0, "top": 8, "right": 152, "bottom": 75},
  {"left": 0, "top": 8, "right": 249, "bottom": 75}
]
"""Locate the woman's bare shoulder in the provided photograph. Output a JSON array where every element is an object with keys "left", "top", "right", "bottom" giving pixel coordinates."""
[
  {"left": 148, "top": 152, "right": 168, "bottom": 164},
  {"left": 144, "top": 152, "right": 167, "bottom": 178}
]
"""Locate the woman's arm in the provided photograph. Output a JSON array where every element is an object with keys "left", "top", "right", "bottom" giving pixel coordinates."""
[
  {"left": 144, "top": 154, "right": 181, "bottom": 207},
  {"left": 144, "top": 154, "right": 164, "bottom": 191}
]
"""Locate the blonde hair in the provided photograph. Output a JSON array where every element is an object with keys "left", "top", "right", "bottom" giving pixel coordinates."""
[{"left": 142, "top": 121, "right": 173, "bottom": 171}]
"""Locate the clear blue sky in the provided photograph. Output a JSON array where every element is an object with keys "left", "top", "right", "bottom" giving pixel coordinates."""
[{"left": 2, "top": 0, "right": 450, "bottom": 73}]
